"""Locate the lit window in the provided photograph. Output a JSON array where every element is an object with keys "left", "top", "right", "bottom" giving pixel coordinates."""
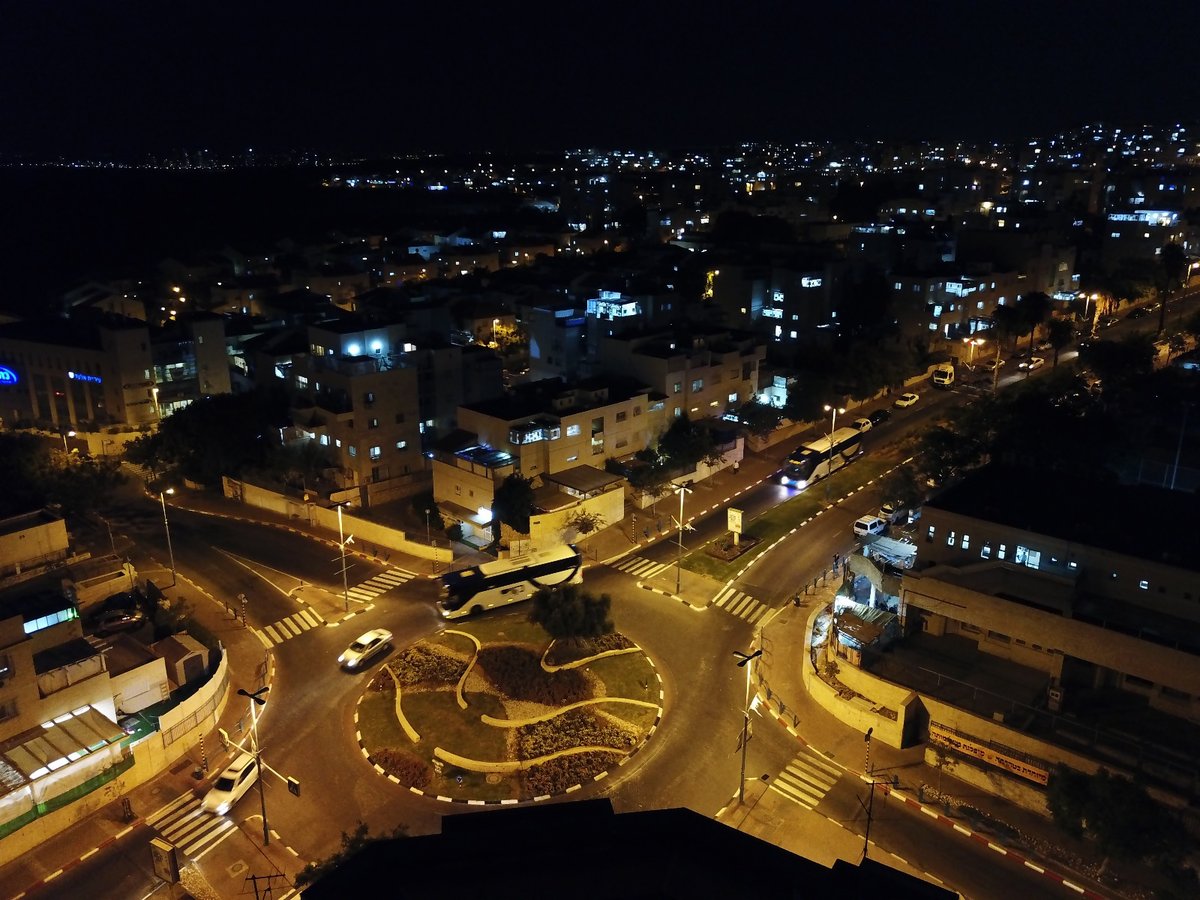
[
  {"left": 349, "top": 446, "right": 357, "bottom": 457},
  {"left": 297, "top": 375, "right": 309, "bottom": 388},
  {"left": 369, "top": 446, "right": 381, "bottom": 460},
  {"left": 980, "top": 543, "right": 991, "bottom": 559},
  {"left": 673, "top": 382, "right": 682, "bottom": 394},
  {"left": 320, "top": 435, "right": 330, "bottom": 446},
  {"left": 1138, "top": 579, "right": 1150, "bottom": 590},
  {"left": 674, "top": 407, "right": 682, "bottom": 417},
  {"left": 691, "top": 378, "right": 703, "bottom": 392},
  {"left": 335, "top": 439, "right": 342, "bottom": 448},
  {"left": 997, "top": 543, "right": 1006, "bottom": 560},
  {"left": 961, "top": 534, "right": 970, "bottom": 550},
  {"left": 926, "top": 525, "right": 935, "bottom": 541},
  {"left": 728, "top": 392, "right": 738, "bottom": 404},
  {"left": 369, "top": 418, "right": 379, "bottom": 429},
  {"left": 947, "top": 531, "right": 956, "bottom": 547},
  {"left": 567, "top": 424, "right": 581, "bottom": 437},
  {"left": 396, "top": 440, "right": 407, "bottom": 450}
]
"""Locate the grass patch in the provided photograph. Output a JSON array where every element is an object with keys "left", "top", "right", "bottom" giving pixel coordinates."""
[
  {"left": 682, "top": 458, "right": 893, "bottom": 579},
  {"left": 358, "top": 690, "right": 411, "bottom": 750},
  {"left": 584, "top": 653, "right": 656, "bottom": 704},
  {"left": 402, "top": 689, "right": 510, "bottom": 763}
]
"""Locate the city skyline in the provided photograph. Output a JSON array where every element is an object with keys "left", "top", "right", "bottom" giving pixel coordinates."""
[{"left": 5, "top": 1, "right": 1200, "bottom": 157}]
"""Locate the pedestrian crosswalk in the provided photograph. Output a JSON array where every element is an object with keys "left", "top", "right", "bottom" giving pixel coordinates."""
[
  {"left": 769, "top": 747, "right": 843, "bottom": 810},
  {"left": 259, "top": 607, "right": 325, "bottom": 647},
  {"left": 712, "top": 585, "right": 769, "bottom": 624},
  {"left": 344, "top": 567, "right": 418, "bottom": 605},
  {"left": 611, "top": 556, "right": 670, "bottom": 579},
  {"left": 146, "top": 793, "right": 237, "bottom": 859}
]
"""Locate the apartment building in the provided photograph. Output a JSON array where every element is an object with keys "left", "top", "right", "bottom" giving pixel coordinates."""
[
  {"left": 598, "top": 328, "right": 765, "bottom": 422},
  {"left": 904, "top": 464, "right": 1200, "bottom": 724}
]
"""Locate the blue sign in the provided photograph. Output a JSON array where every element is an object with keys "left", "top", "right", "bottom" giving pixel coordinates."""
[
  {"left": 68, "top": 371, "right": 102, "bottom": 384},
  {"left": 0, "top": 366, "right": 17, "bottom": 385}
]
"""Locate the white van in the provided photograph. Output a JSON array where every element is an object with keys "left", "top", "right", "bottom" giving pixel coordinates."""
[
  {"left": 202, "top": 752, "right": 259, "bottom": 815},
  {"left": 853, "top": 515, "right": 888, "bottom": 538},
  {"left": 932, "top": 363, "right": 955, "bottom": 387}
]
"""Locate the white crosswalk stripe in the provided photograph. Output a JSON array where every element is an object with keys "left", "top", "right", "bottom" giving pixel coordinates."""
[
  {"left": 769, "top": 747, "right": 843, "bottom": 809},
  {"left": 612, "top": 556, "right": 669, "bottom": 579},
  {"left": 258, "top": 606, "right": 325, "bottom": 647},
  {"left": 712, "top": 586, "right": 768, "bottom": 624},
  {"left": 146, "top": 794, "right": 237, "bottom": 858}
]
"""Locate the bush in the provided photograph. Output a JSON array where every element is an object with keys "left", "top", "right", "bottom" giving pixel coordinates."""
[
  {"left": 522, "top": 750, "right": 621, "bottom": 796},
  {"left": 517, "top": 708, "right": 637, "bottom": 759},
  {"left": 544, "top": 633, "right": 634, "bottom": 666},
  {"left": 387, "top": 643, "right": 467, "bottom": 687},
  {"left": 475, "top": 645, "right": 590, "bottom": 705},
  {"left": 370, "top": 747, "right": 433, "bottom": 789}
]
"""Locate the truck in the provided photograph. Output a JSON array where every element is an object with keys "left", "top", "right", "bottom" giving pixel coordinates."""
[{"left": 932, "top": 363, "right": 955, "bottom": 387}]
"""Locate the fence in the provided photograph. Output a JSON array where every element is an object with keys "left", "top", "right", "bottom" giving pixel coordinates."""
[{"left": 159, "top": 646, "right": 228, "bottom": 748}]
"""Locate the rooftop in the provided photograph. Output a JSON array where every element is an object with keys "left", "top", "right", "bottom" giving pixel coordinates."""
[{"left": 927, "top": 464, "right": 1200, "bottom": 573}]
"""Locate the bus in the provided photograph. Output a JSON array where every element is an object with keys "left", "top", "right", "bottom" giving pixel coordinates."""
[
  {"left": 779, "top": 426, "right": 863, "bottom": 489},
  {"left": 437, "top": 544, "right": 584, "bottom": 619}
]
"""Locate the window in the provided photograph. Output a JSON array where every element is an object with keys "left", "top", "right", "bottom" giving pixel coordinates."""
[
  {"left": 23, "top": 606, "right": 78, "bottom": 635},
  {"left": 0, "top": 699, "right": 16, "bottom": 723},
  {"left": 396, "top": 440, "right": 407, "bottom": 450},
  {"left": 297, "top": 375, "right": 309, "bottom": 388},
  {"left": 961, "top": 534, "right": 970, "bottom": 550},
  {"left": 0, "top": 653, "right": 12, "bottom": 683},
  {"left": 946, "top": 531, "right": 956, "bottom": 547},
  {"left": 981, "top": 543, "right": 991, "bottom": 559},
  {"left": 674, "top": 407, "right": 682, "bottom": 417},
  {"left": 673, "top": 382, "right": 682, "bottom": 394},
  {"left": 1138, "top": 579, "right": 1150, "bottom": 590},
  {"left": 616, "top": 411, "right": 627, "bottom": 423},
  {"left": 320, "top": 435, "right": 330, "bottom": 446},
  {"left": 566, "top": 454, "right": 578, "bottom": 462},
  {"left": 926, "top": 525, "right": 935, "bottom": 542},
  {"left": 369, "top": 418, "right": 379, "bottom": 429},
  {"left": 633, "top": 405, "right": 642, "bottom": 416},
  {"left": 987, "top": 630, "right": 1011, "bottom": 644},
  {"left": 1014, "top": 546, "right": 1041, "bottom": 568},
  {"left": 728, "top": 392, "right": 738, "bottom": 404},
  {"left": 997, "top": 543, "right": 1006, "bottom": 560},
  {"left": 369, "top": 446, "right": 381, "bottom": 460},
  {"left": 566, "top": 424, "right": 581, "bottom": 437},
  {"left": 335, "top": 439, "right": 342, "bottom": 447},
  {"left": 364, "top": 391, "right": 375, "bottom": 404},
  {"left": 349, "top": 446, "right": 357, "bottom": 457},
  {"left": 691, "top": 378, "right": 703, "bottom": 392}
]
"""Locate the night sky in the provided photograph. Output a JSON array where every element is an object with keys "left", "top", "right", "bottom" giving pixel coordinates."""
[{"left": 4, "top": 0, "right": 1200, "bottom": 157}]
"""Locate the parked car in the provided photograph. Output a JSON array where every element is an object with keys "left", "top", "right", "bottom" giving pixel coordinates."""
[
  {"left": 879, "top": 502, "right": 909, "bottom": 525},
  {"left": 850, "top": 417, "right": 873, "bottom": 432},
  {"left": 202, "top": 753, "right": 259, "bottom": 815},
  {"left": 982, "top": 358, "right": 1005, "bottom": 372},
  {"left": 867, "top": 408, "right": 892, "bottom": 426},
  {"left": 893, "top": 392, "right": 919, "bottom": 408},
  {"left": 853, "top": 515, "right": 888, "bottom": 538},
  {"left": 92, "top": 608, "right": 146, "bottom": 635},
  {"left": 1018, "top": 357, "right": 1045, "bottom": 371},
  {"left": 338, "top": 628, "right": 393, "bottom": 670},
  {"left": 1125, "top": 307, "right": 1150, "bottom": 320}
]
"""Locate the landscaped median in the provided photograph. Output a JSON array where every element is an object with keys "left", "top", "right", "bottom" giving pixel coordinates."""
[
  {"left": 681, "top": 458, "right": 895, "bottom": 581},
  {"left": 355, "top": 615, "right": 662, "bottom": 802}
]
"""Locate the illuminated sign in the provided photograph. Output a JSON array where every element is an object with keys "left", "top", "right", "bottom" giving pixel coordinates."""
[
  {"left": 930, "top": 722, "right": 1048, "bottom": 786},
  {"left": 800, "top": 276, "right": 823, "bottom": 288},
  {"left": 0, "top": 366, "right": 17, "bottom": 385},
  {"left": 68, "top": 371, "right": 102, "bottom": 384}
]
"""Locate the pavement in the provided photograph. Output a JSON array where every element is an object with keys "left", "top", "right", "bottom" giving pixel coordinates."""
[{"left": 0, "top": 430, "right": 1140, "bottom": 900}]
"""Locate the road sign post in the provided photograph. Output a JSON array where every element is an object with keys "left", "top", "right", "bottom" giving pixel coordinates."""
[{"left": 727, "top": 507, "right": 743, "bottom": 547}]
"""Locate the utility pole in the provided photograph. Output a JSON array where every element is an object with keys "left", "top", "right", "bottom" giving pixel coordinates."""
[
  {"left": 734, "top": 647, "right": 763, "bottom": 803},
  {"left": 673, "top": 481, "right": 692, "bottom": 595},
  {"left": 237, "top": 687, "right": 270, "bottom": 846}
]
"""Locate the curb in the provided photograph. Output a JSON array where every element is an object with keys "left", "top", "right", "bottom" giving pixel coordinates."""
[{"left": 635, "top": 581, "right": 702, "bottom": 610}]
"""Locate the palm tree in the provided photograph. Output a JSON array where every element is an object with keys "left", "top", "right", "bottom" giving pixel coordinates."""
[
  {"left": 1156, "top": 242, "right": 1188, "bottom": 335},
  {"left": 1017, "top": 291, "right": 1053, "bottom": 359},
  {"left": 1045, "top": 318, "right": 1075, "bottom": 368}
]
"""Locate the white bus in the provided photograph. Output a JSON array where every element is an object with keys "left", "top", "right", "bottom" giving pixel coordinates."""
[
  {"left": 779, "top": 426, "right": 863, "bottom": 489},
  {"left": 437, "top": 544, "right": 584, "bottom": 619}
]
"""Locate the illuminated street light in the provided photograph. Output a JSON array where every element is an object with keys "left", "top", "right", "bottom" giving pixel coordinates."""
[
  {"left": 823, "top": 404, "right": 845, "bottom": 500},
  {"left": 61, "top": 429, "right": 76, "bottom": 453},
  {"left": 336, "top": 502, "right": 354, "bottom": 612},
  {"left": 673, "top": 481, "right": 693, "bottom": 595},
  {"left": 159, "top": 488, "right": 176, "bottom": 586},
  {"left": 733, "top": 646, "right": 762, "bottom": 803},
  {"left": 237, "top": 687, "right": 271, "bottom": 846},
  {"left": 492, "top": 317, "right": 500, "bottom": 348}
]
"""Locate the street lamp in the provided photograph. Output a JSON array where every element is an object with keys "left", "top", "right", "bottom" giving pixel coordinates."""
[
  {"left": 159, "top": 488, "right": 176, "bottom": 586},
  {"left": 823, "top": 404, "right": 845, "bottom": 499},
  {"left": 336, "top": 502, "right": 354, "bottom": 612},
  {"left": 492, "top": 317, "right": 500, "bottom": 348},
  {"left": 733, "top": 646, "right": 763, "bottom": 803},
  {"left": 673, "top": 481, "right": 693, "bottom": 595},
  {"left": 237, "top": 687, "right": 271, "bottom": 846},
  {"left": 963, "top": 336, "right": 984, "bottom": 367},
  {"left": 425, "top": 507, "right": 438, "bottom": 575},
  {"left": 61, "top": 429, "right": 76, "bottom": 453}
]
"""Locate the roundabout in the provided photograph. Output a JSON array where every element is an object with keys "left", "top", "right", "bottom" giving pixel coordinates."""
[{"left": 352, "top": 613, "right": 664, "bottom": 803}]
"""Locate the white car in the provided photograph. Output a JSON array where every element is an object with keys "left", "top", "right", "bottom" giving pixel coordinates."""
[
  {"left": 338, "top": 628, "right": 393, "bottom": 670},
  {"left": 202, "top": 752, "right": 259, "bottom": 815},
  {"left": 893, "top": 392, "right": 919, "bottom": 409},
  {"left": 1019, "top": 357, "right": 1045, "bottom": 371},
  {"left": 850, "top": 416, "right": 873, "bottom": 432}
]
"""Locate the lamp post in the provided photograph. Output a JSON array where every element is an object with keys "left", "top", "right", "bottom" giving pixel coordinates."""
[
  {"left": 425, "top": 507, "right": 437, "bottom": 575},
  {"left": 733, "top": 647, "right": 763, "bottom": 803},
  {"left": 237, "top": 687, "right": 271, "bottom": 846},
  {"left": 492, "top": 317, "right": 500, "bottom": 348},
  {"left": 159, "top": 488, "right": 176, "bottom": 586},
  {"left": 823, "top": 404, "right": 845, "bottom": 500},
  {"left": 673, "top": 481, "right": 692, "bottom": 595},
  {"left": 61, "top": 429, "right": 76, "bottom": 453},
  {"left": 336, "top": 502, "right": 353, "bottom": 612}
]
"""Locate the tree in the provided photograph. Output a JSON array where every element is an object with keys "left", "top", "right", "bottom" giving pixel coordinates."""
[
  {"left": 877, "top": 463, "right": 927, "bottom": 512},
  {"left": 1016, "top": 291, "right": 1053, "bottom": 359},
  {"left": 528, "top": 584, "right": 614, "bottom": 647},
  {"left": 1046, "top": 765, "right": 1186, "bottom": 869},
  {"left": 563, "top": 508, "right": 606, "bottom": 550},
  {"left": 1156, "top": 241, "right": 1188, "bottom": 335},
  {"left": 656, "top": 414, "right": 718, "bottom": 472},
  {"left": 1045, "top": 317, "right": 1075, "bottom": 368},
  {"left": 490, "top": 473, "right": 535, "bottom": 544},
  {"left": 735, "top": 399, "right": 781, "bottom": 440},
  {"left": 990, "top": 303, "right": 1022, "bottom": 354}
]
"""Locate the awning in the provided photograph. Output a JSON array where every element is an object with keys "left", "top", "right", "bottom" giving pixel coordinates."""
[{"left": 0, "top": 705, "right": 125, "bottom": 794}]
